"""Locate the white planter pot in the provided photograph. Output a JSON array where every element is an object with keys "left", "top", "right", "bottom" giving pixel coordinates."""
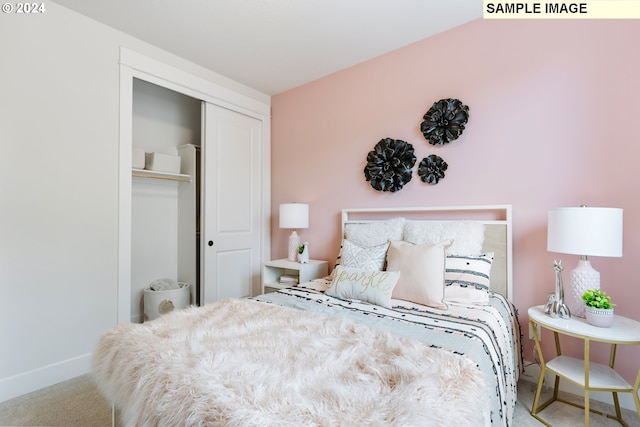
[
  {"left": 585, "top": 306, "right": 614, "bottom": 328},
  {"left": 298, "top": 242, "right": 309, "bottom": 264}
]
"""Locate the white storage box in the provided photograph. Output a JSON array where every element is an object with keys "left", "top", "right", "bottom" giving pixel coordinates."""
[
  {"left": 132, "top": 148, "right": 145, "bottom": 169},
  {"left": 145, "top": 152, "right": 181, "bottom": 174},
  {"left": 143, "top": 282, "right": 191, "bottom": 321}
]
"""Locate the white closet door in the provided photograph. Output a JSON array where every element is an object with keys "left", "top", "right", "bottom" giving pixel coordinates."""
[{"left": 201, "top": 102, "right": 262, "bottom": 304}]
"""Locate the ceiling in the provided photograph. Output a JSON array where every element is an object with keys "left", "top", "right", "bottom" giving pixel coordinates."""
[{"left": 53, "top": 0, "right": 482, "bottom": 95}]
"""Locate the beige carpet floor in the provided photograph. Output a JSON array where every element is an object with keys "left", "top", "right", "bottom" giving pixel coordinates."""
[
  {"left": 0, "top": 375, "right": 638, "bottom": 426},
  {"left": 0, "top": 375, "right": 111, "bottom": 427},
  {"left": 515, "top": 380, "right": 640, "bottom": 427}
]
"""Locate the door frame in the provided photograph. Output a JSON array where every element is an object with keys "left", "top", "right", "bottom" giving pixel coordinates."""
[{"left": 118, "top": 48, "right": 271, "bottom": 324}]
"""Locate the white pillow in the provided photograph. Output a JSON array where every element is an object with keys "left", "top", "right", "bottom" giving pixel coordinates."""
[
  {"left": 326, "top": 266, "right": 400, "bottom": 308},
  {"left": 344, "top": 217, "right": 405, "bottom": 247},
  {"left": 444, "top": 253, "right": 494, "bottom": 305},
  {"left": 403, "top": 221, "right": 484, "bottom": 256},
  {"left": 329, "top": 239, "right": 389, "bottom": 281},
  {"left": 386, "top": 240, "right": 451, "bottom": 309},
  {"left": 340, "top": 239, "right": 389, "bottom": 271}
]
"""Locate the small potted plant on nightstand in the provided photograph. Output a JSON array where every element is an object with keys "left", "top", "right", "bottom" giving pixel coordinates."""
[
  {"left": 298, "top": 242, "right": 309, "bottom": 264},
  {"left": 582, "top": 289, "right": 616, "bottom": 327}
]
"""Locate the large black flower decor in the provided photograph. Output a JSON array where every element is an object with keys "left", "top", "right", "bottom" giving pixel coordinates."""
[
  {"left": 421, "top": 98, "right": 469, "bottom": 146},
  {"left": 418, "top": 155, "right": 448, "bottom": 185},
  {"left": 364, "top": 138, "right": 416, "bottom": 192}
]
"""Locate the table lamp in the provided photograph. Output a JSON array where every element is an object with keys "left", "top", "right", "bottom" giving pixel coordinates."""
[
  {"left": 279, "top": 203, "right": 309, "bottom": 262},
  {"left": 547, "top": 206, "right": 623, "bottom": 317}
]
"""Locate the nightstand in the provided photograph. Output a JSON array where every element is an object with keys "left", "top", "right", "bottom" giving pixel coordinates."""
[
  {"left": 262, "top": 259, "right": 329, "bottom": 294},
  {"left": 528, "top": 305, "right": 640, "bottom": 426}
]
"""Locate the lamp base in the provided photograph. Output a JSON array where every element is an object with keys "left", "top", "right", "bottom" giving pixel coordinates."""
[
  {"left": 569, "top": 259, "right": 600, "bottom": 318},
  {"left": 287, "top": 230, "right": 300, "bottom": 262}
]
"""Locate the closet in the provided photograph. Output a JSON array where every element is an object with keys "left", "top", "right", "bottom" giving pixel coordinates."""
[
  {"left": 120, "top": 49, "right": 270, "bottom": 324},
  {"left": 131, "top": 79, "right": 201, "bottom": 321}
]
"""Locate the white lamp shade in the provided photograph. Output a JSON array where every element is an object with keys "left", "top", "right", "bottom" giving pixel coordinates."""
[
  {"left": 279, "top": 203, "right": 309, "bottom": 229},
  {"left": 547, "top": 207, "right": 623, "bottom": 257}
]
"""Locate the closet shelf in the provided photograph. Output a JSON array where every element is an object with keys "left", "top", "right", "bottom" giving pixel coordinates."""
[{"left": 132, "top": 168, "right": 192, "bottom": 182}]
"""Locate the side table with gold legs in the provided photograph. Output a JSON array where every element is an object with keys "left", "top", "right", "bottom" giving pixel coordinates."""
[{"left": 528, "top": 305, "right": 640, "bottom": 427}]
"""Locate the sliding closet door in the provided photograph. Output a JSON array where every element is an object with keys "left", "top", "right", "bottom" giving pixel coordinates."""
[{"left": 201, "top": 102, "right": 263, "bottom": 304}]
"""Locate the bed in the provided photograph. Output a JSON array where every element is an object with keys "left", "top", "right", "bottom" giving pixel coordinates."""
[{"left": 93, "top": 205, "right": 522, "bottom": 427}]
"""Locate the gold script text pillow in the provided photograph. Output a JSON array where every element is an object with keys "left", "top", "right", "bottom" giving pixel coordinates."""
[{"left": 326, "top": 266, "right": 400, "bottom": 308}]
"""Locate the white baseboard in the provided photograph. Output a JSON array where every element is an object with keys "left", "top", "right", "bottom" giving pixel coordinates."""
[
  {"left": 0, "top": 353, "right": 92, "bottom": 403},
  {"left": 521, "top": 360, "right": 636, "bottom": 412}
]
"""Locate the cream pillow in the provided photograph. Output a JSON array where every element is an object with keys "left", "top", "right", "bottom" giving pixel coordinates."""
[
  {"left": 386, "top": 240, "right": 451, "bottom": 309},
  {"left": 326, "top": 266, "right": 400, "bottom": 308}
]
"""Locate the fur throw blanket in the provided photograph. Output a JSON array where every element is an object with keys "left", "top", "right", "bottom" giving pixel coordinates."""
[{"left": 93, "top": 298, "right": 488, "bottom": 426}]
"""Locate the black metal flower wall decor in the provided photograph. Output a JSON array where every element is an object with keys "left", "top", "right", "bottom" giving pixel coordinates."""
[
  {"left": 421, "top": 98, "right": 469, "bottom": 146},
  {"left": 364, "top": 138, "right": 416, "bottom": 192},
  {"left": 418, "top": 155, "right": 448, "bottom": 185}
]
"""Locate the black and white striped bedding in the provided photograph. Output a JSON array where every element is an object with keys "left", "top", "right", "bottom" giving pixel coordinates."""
[{"left": 254, "top": 280, "right": 522, "bottom": 427}]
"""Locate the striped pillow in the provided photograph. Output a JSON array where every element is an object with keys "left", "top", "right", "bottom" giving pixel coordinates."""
[{"left": 444, "top": 253, "right": 494, "bottom": 304}]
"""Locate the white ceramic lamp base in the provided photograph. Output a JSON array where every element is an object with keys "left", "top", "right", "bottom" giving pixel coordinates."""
[
  {"left": 568, "top": 259, "right": 600, "bottom": 318},
  {"left": 287, "top": 230, "right": 300, "bottom": 262}
]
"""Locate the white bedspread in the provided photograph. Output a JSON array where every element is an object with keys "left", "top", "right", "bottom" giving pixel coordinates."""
[{"left": 255, "top": 280, "right": 522, "bottom": 427}]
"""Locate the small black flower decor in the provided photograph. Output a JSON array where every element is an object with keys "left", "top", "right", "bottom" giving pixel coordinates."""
[
  {"left": 421, "top": 98, "right": 469, "bottom": 146},
  {"left": 418, "top": 155, "right": 448, "bottom": 185},
  {"left": 364, "top": 138, "right": 416, "bottom": 192}
]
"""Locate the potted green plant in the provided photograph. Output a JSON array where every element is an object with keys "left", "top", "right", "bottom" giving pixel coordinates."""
[
  {"left": 582, "top": 289, "right": 615, "bottom": 327},
  {"left": 297, "top": 242, "right": 309, "bottom": 264}
]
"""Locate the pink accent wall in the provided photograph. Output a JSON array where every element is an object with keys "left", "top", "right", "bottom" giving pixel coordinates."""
[{"left": 272, "top": 18, "right": 640, "bottom": 382}]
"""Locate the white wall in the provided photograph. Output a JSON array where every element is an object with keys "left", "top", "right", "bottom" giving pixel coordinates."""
[{"left": 0, "top": 2, "right": 269, "bottom": 402}]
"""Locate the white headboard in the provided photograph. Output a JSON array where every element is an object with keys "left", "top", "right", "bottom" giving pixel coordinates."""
[{"left": 341, "top": 205, "right": 513, "bottom": 301}]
